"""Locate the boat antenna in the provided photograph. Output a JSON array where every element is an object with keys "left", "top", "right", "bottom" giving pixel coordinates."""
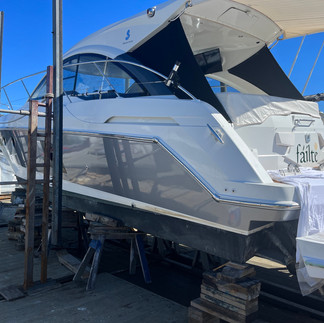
[{"left": 165, "top": 61, "right": 181, "bottom": 88}]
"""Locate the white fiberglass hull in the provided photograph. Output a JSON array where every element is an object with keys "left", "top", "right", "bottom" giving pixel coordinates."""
[
  {"left": 0, "top": 95, "right": 304, "bottom": 265},
  {"left": 0, "top": 96, "right": 301, "bottom": 231}
]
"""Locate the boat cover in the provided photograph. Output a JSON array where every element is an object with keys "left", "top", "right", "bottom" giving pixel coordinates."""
[
  {"left": 234, "top": 0, "right": 324, "bottom": 38},
  {"left": 216, "top": 93, "right": 320, "bottom": 127},
  {"left": 268, "top": 168, "right": 324, "bottom": 295}
]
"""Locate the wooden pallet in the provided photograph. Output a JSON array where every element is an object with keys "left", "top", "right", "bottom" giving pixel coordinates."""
[{"left": 189, "top": 262, "right": 260, "bottom": 322}]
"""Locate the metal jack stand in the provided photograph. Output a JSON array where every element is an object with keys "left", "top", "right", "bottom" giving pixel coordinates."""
[{"left": 73, "top": 221, "right": 151, "bottom": 291}]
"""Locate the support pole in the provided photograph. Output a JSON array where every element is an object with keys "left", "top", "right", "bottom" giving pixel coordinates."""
[
  {"left": 52, "top": 0, "right": 63, "bottom": 246},
  {"left": 0, "top": 11, "right": 4, "bottom": 98},
  {"left": 302, "top": 40, "right": 324, "bottom": 95},
  {"left": 41, "top": 66, "right": 53, "bottom": 283},
  {"left": 288, "top": 35, "right": 305, "bottom": 78},
  {"left": 23, "top": 100, "right": 39, "bottom": 290}
]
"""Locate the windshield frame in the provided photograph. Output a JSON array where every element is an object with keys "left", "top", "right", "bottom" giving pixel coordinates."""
[{"left": 61, "top": 59, "right": 195, "bottom": 101}]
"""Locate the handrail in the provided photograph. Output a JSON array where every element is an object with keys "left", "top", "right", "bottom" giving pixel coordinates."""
[
  {"left": 0, "top": 70, "right": 46, "bottom": 110},
  {"left": 0, "top": 59, "right": 196, "bottom": 110},
  {"left": 1, "top": 69, "right": 46, "bottom": 89},
  {"left": 294, "top": 118, "right": 315, "bottom": 128}
]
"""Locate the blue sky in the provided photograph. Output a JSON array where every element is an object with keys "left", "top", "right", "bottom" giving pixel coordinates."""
[{"left": 0, "top": 0, "right": 323, "bottom": 110}]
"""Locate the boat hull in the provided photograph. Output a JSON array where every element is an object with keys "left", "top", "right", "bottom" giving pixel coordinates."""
[
  {"left": 62, "top": 187, "right": 298, "bottom": 264},
  {"left": 0, "top": 128, "right": 299, "bottom": 232},
  {"left": 0, "top": 115, "right": 300, "bottom": 264}
]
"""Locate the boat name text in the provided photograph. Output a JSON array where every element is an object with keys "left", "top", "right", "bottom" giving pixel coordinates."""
[{"left": 296, "top": 144, "right": 318, "bottom": 164}]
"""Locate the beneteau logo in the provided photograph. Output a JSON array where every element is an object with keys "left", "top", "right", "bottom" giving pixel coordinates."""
[
  {"left": 123, "top": 29, "right": 133, "bottom": 45},
  {"left": 296, "top": 144, "right": 318, "bottom": 164}
]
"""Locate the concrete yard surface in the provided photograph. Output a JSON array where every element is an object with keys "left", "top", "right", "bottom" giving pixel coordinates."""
[
  {"left": 0, "top": 272, "right": 187, "bottom": 323},
  {"left": 0, "top": 223, "right": 186, "bottom": 323},
  {"left": 0, "top": 226, "right": 71, "bottom": 288}
]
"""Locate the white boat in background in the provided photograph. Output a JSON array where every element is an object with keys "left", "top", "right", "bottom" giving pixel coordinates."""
[
  {"left": 0, "top": 151, "right": 16, "bottom": 194},
  {"left": 0, "top": 0, "right": 324, "bottom": 270}
]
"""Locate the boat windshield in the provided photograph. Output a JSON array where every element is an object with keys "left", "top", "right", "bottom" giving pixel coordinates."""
[{"left": 31, "top": 54, "right": 192, "bottom": 101}]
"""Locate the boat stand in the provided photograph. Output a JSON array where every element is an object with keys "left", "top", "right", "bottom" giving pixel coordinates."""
[{"left": 73, "top": 220, "right": 151, "bottom": 290}]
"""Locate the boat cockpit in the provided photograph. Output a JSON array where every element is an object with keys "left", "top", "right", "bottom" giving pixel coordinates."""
[{"left": 31, "top": 54, "right": 193, "bottom": 103}]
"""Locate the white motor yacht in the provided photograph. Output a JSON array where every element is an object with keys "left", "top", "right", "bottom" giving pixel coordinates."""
[{"left": 0, "top": 0, "right": 324, "bottom": 269}]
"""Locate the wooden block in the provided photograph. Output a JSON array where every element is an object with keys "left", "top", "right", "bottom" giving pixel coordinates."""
[
  {"left": 89, "top": 223, "right": 131, "bottom": 232},
  {"left": 201, "top": 285, "right": 258, "bottom": 311},
  {"left": 0, "top": 285, "right": 25, "bottom": 301},
  {"left": 200, "top": 292, "right": 258, "bottom": 316},
  {"left": 188, "top": 306, "right": 220, "bottom": 323},
  {"left": 85, "top": 213, "right": 119, "bottom": 227},
  {"left": 7, "top": 231, "right": 24, "bottom": 241},
  {"left": 88, "top": 222, "right": 135, "bottom": 238},
  {"left": 224, "top": 262, "right": 251, "bottom": 270},
  {"left": 14, "top": 214, "right": 25, "bottom": 221},
  {"left": 216, "top": 264, "right": 255, "bottom": 283},
  {"left": 0, "top": 194, "right": 12, "bottom": 200},
  {"left": 56, "top": 249, "right": 89, "bottom": 278},
  {"left": 93, "top": 232, "right": 140, "bottom": 240},
  {"left": 0, "top": 221, "right": 7, "bottom": 228},
  {"left": 191, "top": 298, "right": 257, "bottom": 323},
  {"left": 202, "top": 274, "right": 260, "bottom": 301}
]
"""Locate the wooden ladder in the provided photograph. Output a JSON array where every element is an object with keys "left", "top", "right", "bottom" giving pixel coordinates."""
[{"left": 24, "top": 66, "right": 53, "bottom": 290}]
